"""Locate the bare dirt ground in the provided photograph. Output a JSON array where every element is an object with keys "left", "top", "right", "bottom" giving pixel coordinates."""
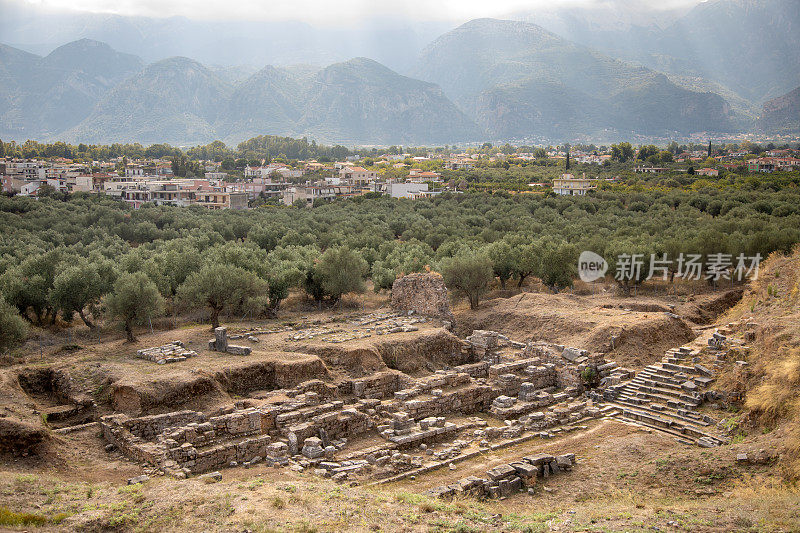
[
  {"left": 3, "top": 283, "right": 798, "bottom": 532},
  {"left": 454, "top": 285, "right": 742, "bottom": 368}
]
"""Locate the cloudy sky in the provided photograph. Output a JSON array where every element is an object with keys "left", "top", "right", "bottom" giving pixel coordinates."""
[{"left": 17, "top": 0, "right": 702, "bottom": 24}]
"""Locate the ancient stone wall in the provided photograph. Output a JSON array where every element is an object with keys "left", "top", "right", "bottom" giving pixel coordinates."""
[
  {"left": 391, "top": 272, "right": 454, "bottom": 322},
  {"left": 400, "top": 383, "right": 496, "bottom": 419},
  {"left": 348, "top": 371, "right": 407, "bottom": 399}
]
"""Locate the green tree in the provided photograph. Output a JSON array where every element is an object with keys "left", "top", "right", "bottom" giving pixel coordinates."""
[
  {"left": 177, "top": 264, "right": 268, "bottom": 329},
  {"left": 106, "top": 272, "right": 164, "bottom": 342},
  {"left": 143, "top": 248, "right": 203, "bottom": 297},
  {"left": 537, "top": 241, "right": 576, "bottom": 292},
  {"left": 0, "top": 295, "right": 28, "bottom": 353},
  {"left": 486, "top": 240, "right": 516, "bottom": 290},
  {"left": 50, "top": 260, "right": 115, "bottom": 328},
  {"left": 611, "top": 142, "right": 634, "bottom": 162},
  {"left": 440, "top": 253, "right": 493, "bottom": 309},
  {"left": 371, "top": 239, "right": 435, "bottom": 291},
  {"left": 313, "top": 247, "right": 368, "bottom": 304},
  {"left": 1, "top": 249, "right": 65, "bottom": 324},
  {"left": 637, "top": 145, "right": 659, "bottom": 161},
  {"left": 512, "top": 241, "right": 541, "bottom": 288}
]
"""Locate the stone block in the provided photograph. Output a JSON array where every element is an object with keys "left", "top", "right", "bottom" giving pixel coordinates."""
[{"left": 487, "top": 463, "right": 517, "bottom": 481}]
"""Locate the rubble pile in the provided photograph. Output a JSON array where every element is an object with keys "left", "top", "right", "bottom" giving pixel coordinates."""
[
  {"left": 136, "top": 342, "right": 197, "bottom": 364},
  {"left": 427, "top": 452, "right": 576, "bottom": 499}
]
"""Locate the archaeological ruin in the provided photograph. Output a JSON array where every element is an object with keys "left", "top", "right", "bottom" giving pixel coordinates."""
[
  {"left": 9, "top": 275, "right": 750, "bottom": 504},
  {"left": 97, "top": 308, "right": 737, "bottom": 491}
]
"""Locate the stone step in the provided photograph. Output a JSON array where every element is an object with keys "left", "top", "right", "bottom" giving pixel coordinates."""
[
  {"left": 637, "top": 380, "right": 684, "bottom": 394},
  {"left": 694, "top": 376, "right": 715, "bottom": 387},
  {"left": 661, "top": 362, "right": 696, "bottom": 373},
  {"left": 631, "top": 402, "right": 713, "bottom": 428},
  {"left": 676, "top": 409, "right": 716, "bottom": 425},
  {"left": 614, "top": 406, "right": 726, "bottom": 446},
  {"left": 618, "top": 384, "right": 698, "bottom": 410},
  {"left": 650, "top": 368, "right": 683, "bottom": 381},
  {"left": 633, "top": 389, "right": 681, "bottom": 404},
  {"left": 617, "top": 395, "right": 648, "bottom": 405},
  {"left": 597, "top": 362, "right": 618, "bottom": 372},
  {"left": 636, "top": 378, "right": 680, "bottom": 391},
  {"left": 641, "top": 371, "right": 682, "bottom": 383}
]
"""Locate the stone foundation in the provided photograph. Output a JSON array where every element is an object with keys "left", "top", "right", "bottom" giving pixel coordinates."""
[{"left": 102, "top": 318, "right": 623, "bottom": 485}]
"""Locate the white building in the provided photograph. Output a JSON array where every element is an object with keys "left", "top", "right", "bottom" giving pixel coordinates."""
[
  {"left": 387, "top": 182, "right": 429, "bottom": 199},
  {"left": 552, "top": 174, "right": 597, "bottom": 196}
]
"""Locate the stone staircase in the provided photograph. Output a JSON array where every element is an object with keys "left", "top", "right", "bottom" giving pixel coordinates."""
[
  {"left": 596, "top": 360, "right": 635, "bottom": 386},
  {"left": 603, "top": 347, "right": 727, "bottom": 447}
]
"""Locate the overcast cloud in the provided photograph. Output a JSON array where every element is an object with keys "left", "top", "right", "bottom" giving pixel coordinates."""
[{"left": 17, "top": 0, "right": 702, "bottom": 24}]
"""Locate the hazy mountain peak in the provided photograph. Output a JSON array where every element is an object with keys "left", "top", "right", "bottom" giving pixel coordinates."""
[
  {"left": 415, "top": 16, "right": 734, "bottom": 140},
  {"left": 0, "top": 42, "right": 41, "bottom": 62},
  {"left": 41, "top": 38, "right": 143, "bottom": 79},
  {"left": 148, "top": 56, "right": 209, "bottom": 71}
]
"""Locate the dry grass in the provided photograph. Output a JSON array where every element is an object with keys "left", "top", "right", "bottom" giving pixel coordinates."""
[
  {"left": 717, "top": 246, "right": 800, "bottom": 480},
  {"left": 1, "top": 467, "right": 798, "bottom": 532}
]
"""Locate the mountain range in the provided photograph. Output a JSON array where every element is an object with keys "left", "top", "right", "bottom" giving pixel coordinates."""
[
  {"left": 0, "top": 0, "right": 798, "bottom": 145},
  {"left": 0, "top": 40, "right": 142, "bottom": 140},
  {"left": 518, "top": 0, "right": 800, "bottom": 106},
  {"left": 412, "top": 19, "right": 734, "bottom": 140}
]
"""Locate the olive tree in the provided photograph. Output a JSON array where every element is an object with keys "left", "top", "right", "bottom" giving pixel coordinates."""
[
  {"left": 312, "top": 246, "right": 368, "bottom": 304},
  {"left": 512, "top": 242, "right": 540, "bottom": 288},
  {"left": 0, "top": 295, "right": 28, "bottom": 353},
  {"left": 440, "top": 252, "right": 493, "bottom": 309},
  {"left": 177, "top": 263, "right": 268, "bottom": 328},
  {"left": 50, "top": 259, "right": 116, "bottom": 328},
  {"left": 486, "top": 240, "right": 516, "bottom": 289},
  {"left": 106, "top": 272, "right": 164, "bottom": 342},
  {"left": 537, "top": 240, "right": 577, "bottom": 292}
]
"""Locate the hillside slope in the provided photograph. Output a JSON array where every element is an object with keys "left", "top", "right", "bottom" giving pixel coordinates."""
[
  {"left": 296, "top": 57, "right": 481, "bottom": 145},
  {"left": 758, "top": 86, "right": 800, "bottom": 135},
  {"left": 216, "top": 65, "right": 312, "bottom": 145},
  {"left": 2, "top": 40, "right": 480, "bottom": 146},
  {"left": 660, "top": 0, "right": 800, "bottom": 103},
  {"left": 515, "top": 0, "right": 800, "bottom": 108},
  {"left": 60, "top": 57, "right": 232, "bottom": 145},
  {"left": 718, "top": 247, "right": 800, "bottom": 479}
]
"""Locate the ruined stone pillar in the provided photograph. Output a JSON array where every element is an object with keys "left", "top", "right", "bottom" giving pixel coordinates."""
[{"left": 214, "top": 327, "right": 228, "bottom": 352}]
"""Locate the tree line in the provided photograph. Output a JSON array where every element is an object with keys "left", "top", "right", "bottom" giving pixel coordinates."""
[{"left": 1, "top": 183, "right": 799, "bottom": 349}]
